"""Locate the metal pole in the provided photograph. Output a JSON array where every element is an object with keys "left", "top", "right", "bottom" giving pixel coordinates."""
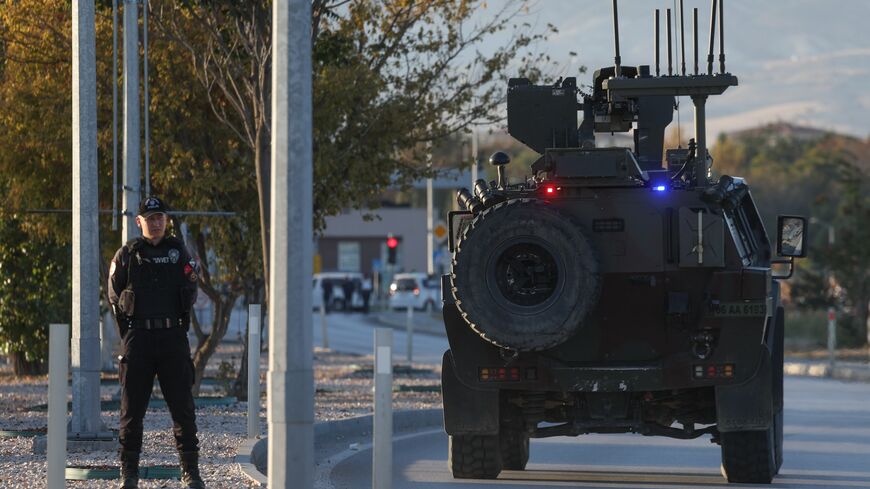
[
  {"left": 691, "top": 95, "right": 708, "bottom": 186},
  {"left": 405, "top": 305, "right": 414, "bottom": 364},
  {"left": 827, "top": 307, "right": 837, "bottom": 372},
  {"left": 122, "top": 0, "right": 140, "bottom": 243},
  {"left": 72, "top": 0, "right": 105, "bottom": 436},
  {"left": 247, "top": 304, "right": 261, "bottom": 439},
  {"left": 143, "top": 0, "right": 150, "bottom": 196},
  {"left": 111, "top": 0, "right": 118, "bottom": 231},
  {"left": 269, "top": 0, "right": 314, "bottom": 487},
  {"left": 426, "top": 176, "right": 434, "bottom": 276},
  {"left": 47, "top": 323, "right": 69, "bottom": 489},
  {"left": 373, "top": 328, "right": 393, "bottom": 489},
  {"left": 320, "top": 302, "right": 329, "bottom": 349},
  {"left": 101, "top": 309, "right": 116, "bottom": 372}
]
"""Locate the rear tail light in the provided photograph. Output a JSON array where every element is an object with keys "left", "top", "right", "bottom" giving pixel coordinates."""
[
  {"left": 413, "top": 288, "right": 420, "bottom": 295},
  {"left": 478, "top": 366, "right": 536, "bottom": 382},
  {"left": 693, "top": 363, "right": 734, "bottom": 379}
]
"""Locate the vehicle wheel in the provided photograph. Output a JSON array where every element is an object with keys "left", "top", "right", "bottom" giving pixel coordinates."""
[
  {"left": 448, "top": 434, "right": 502, "bottom": 479},
  {"left": 451, "top": 199, "right": 600, "bottom": 351},
  {"left": 720, "top": 425, "right": 777, "bottom": 483},
  {"left": 499, "top": 429, "right": 529, "bottom": 470}
]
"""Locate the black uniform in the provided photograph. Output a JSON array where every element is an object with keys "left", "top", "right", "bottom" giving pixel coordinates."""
[{"left": 108, "top": 235, "right": 199, "bottom": 454}]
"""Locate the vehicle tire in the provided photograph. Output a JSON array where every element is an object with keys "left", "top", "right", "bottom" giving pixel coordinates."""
[
  {"left": 499, "top": 429, "right": 529, "bottom": 471},
  {"left": 448, "top": 434, "right": 502, "bottom": 479},
  {"left": 451, "top": 199, "right": 600, "bottom": 351},
  {"left": 720, "top": 425, "right": 777, "bottom": 483}
]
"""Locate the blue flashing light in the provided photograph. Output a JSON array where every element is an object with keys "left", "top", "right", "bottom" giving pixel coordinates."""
[{"left": 653, "top": 185, "right": 667, "bottom": 192}]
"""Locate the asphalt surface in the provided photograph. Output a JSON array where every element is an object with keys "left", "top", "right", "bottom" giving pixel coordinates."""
[
  {"left": 311, "top": 311, "right": 449, "bottom": 364},
  {"left": 311, "top": 311, "right": 870, "bottom": 488},
  {"left": 326, "top": 376, "right": 870, "bottom": 489}
]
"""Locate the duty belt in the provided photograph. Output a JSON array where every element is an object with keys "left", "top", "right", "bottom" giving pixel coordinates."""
[{"left": 131, "top": 318, "right": 181, "bottom": 330}]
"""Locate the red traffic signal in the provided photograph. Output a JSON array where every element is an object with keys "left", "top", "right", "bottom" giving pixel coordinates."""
[{"left": 387, "top": 236, "right": 398, "bottom": 249}]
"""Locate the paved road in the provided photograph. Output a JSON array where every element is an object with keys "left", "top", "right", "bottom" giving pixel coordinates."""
[
  {"left": 311, "top": 311, "right": 449, "bottom": 364},
  {"left": 327, "top": 376, "right": 870, "bottom": 488}
]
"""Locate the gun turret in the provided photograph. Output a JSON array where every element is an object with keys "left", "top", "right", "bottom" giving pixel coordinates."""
[{"left": 505, "top": 0, "right": 737, "bottom": 188}]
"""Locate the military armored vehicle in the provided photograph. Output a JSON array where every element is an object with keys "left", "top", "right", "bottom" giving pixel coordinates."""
[{"left": 441, "top": 0, "right": 807, "bottom": 484}]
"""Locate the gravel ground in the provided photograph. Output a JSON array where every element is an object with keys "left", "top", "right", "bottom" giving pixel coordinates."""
[{"left": 0, "top": 344, "right": 442, "bottom": 488}]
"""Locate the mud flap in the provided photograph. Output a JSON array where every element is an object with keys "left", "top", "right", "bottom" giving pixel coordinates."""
[
  {"left": 715, "top": 349, "right": 773, "bottom": 432},
  {"left": 442, "top": 350, "right": 499, "bottom": 436}
]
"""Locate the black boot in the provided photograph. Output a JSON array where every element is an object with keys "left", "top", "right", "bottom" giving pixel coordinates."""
[
  {"left": 119, "top": 451, "right": 139, "bottom": 489},
  {"left": 179, "top": 451, "right": 206, "bottom": 489}
]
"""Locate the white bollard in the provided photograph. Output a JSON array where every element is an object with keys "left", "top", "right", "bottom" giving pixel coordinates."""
[
  {"left": 320, "top": 302, "right": 329, "bottom": 349},
  {"left": 373, "top": 328, "right": 393, "bottom": 489},
  {"left": 47, "top": 323, "right": 69, "bottom": 489},
  {"left": 405, "top": 305, "right": 414, "bottom": 364},
  {"left": 247, "top": 304, "right": 261, "bottom": 439}
]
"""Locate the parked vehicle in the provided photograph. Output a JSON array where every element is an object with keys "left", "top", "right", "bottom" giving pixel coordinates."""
[
  {"left": 389, "top": 272, "right": 441, "bottom": 312},
  {"left": 312, "top": 272, "right": 364, "bottom": 312}
]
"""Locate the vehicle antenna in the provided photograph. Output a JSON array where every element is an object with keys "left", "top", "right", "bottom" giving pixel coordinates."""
[
  {"left": 707, "top": 0, "right": 718, "bottom": 75},
  {"left": 680, "top": 0, "right": 686, "bottom": 75},
  {"left": 667, "top": 8, "right": 673, "bottom": 75},
  {"left": 719, "top": 0, "right": 726, "bottom": 73},
  {"left": 612, "top": 0, "right": 622, "bottom": 77},
  {"left": 693, "top": 7, "right": 699, "bottom": 75},
  {"left": 654, "top": 9, "right": 660, "bottom": 76}
]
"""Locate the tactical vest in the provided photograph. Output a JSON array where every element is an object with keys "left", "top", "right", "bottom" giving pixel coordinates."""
[{"left": 126, "top": 237, "right": 187, "bottom": 320}]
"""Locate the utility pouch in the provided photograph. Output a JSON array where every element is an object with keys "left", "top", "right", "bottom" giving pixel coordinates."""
[
  {"left": 117, "top": 246, "right": 140, "bottom": 317},
  {"left": 118, "top": 289, "right": 136, "bottom": 316}
]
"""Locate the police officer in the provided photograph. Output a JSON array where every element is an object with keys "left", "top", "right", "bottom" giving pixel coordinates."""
[{"left": 108, "top": 197, "right": 205, "bottom": 489}]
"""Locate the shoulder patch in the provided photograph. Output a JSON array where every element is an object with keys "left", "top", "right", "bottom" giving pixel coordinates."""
[{"left": 168, "top": 248, "right": 180, "bottom": 264}]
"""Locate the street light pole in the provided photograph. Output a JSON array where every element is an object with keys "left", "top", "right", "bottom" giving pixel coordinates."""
[{"left": 269, "top": 0, "right": 314, "bottom": 487}]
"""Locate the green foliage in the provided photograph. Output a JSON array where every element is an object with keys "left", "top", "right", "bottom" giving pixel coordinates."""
[
  {"left": 0, "top": 213, "right": 71, "bottom": 365},
  {"left": 712, "top": 126, "right": 870, "bottom": 346}
]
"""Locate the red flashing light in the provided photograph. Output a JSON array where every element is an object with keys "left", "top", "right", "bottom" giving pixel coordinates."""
[
  {"left": 545, "top": 185, "right": 556, "bottom": 194},
  {"left": 387, "top": 237, "right": 398, "bottom": 248}
]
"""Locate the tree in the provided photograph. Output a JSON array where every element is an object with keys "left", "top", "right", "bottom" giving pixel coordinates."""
[
  {"left": 150, "top": 0, "right": 557, "bottom": 274},
  {"left": 0, "top": 212, "right": 72, "bottom": 375},
  {"left": 149, "top": 0, "right": 558, "bottom": 395},
  {"left": 0, "top": 0, "right": 262, "bottom": 391},
  {"left": 711, "top": 126, "right": 870, "bottom": 346}
]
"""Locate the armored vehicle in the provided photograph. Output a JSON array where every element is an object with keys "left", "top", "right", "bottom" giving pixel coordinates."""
[{"left": 441, "top": 1, "right": 807, "bottom": 484}]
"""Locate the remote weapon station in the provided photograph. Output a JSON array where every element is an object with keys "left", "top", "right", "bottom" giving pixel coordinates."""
[{"left": 442, "top": 0, "right": 808, "bottom": 484}]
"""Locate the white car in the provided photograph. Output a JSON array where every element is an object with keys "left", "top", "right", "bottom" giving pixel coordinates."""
[
  {"left": 388, "top": 273, "right": 441, "bottom": 312},
  {"left": 312, "top": 272, "right": 364, "bottom": 311}
]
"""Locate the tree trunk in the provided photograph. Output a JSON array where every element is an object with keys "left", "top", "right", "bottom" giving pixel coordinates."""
[
  {"left": 255, "top": 123, "right": 271, "bottom": 296},
  {"left": 190, "top": 294, "right": 237, "bottom": 396},
  {"left": 10, "top": 351, "right": 47, "bottom": 376}
]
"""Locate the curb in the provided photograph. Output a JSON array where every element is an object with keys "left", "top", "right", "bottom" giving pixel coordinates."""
[
  {"left": 784, "top": 361, "right": 870, "bottom": 382},
  {"left": 235, "top": 408, "right": 443, "bottom": 486},
  {"left": 235, "top": 437, "right": 267, "bottom": 486},
  {"left": 65, "top": 465, "right": 180, "bottom": 481}
]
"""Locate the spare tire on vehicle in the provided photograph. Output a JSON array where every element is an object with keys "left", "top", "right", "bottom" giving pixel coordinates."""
[{"left": 451, "top": 199, "right": 600, "bottom": 351}]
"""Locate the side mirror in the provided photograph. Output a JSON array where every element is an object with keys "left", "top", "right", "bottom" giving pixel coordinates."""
[{"left": 776, "top": 215, "right": 808, "bottom": 258}]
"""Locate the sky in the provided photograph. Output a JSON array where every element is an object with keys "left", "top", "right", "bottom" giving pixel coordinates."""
[{"left": 477, "top": 0, "right": 870, "bottom": 139}]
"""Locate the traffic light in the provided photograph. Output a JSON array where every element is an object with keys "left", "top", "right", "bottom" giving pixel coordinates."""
[{"left": 387, "top": 235, "right": 398, "bottom": 265}]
